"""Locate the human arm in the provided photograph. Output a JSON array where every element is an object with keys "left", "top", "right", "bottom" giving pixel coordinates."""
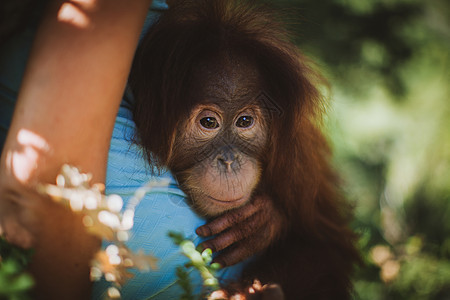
[{"left": 0, "top": 0, "right": 151, "bottom": 298}]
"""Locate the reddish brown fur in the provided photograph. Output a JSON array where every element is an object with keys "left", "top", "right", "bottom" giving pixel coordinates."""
[{"left": 130, "top": 0, "right": 360, "bottom": 298}]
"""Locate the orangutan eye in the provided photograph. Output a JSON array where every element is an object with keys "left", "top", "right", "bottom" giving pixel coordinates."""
[
  {"left": 200, "top": 117, "right": 219, "bottom": 129},
  {"left": 236, "top": 116, "right": 254, "bottom": 128}
]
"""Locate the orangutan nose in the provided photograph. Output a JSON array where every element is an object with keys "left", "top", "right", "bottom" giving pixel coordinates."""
[{"left": 216, "top": 152, "right": 237, "bottom": 172}]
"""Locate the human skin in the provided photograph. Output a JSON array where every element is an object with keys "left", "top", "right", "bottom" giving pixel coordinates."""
[{"left": 0, "top": 0, "right": 152, "bottom": 298}]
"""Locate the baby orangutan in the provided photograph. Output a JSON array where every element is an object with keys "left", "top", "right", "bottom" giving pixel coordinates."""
[{"left": 130, "top": 0, "right": 360, "bottom": 298}]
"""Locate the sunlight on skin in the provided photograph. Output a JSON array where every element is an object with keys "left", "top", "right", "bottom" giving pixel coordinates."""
[
  {"left": 57, "top": 0, "right": 98, "bottom": 29},
  {"left": 5, "top": 129, "right": 50, "bottom": 183}
]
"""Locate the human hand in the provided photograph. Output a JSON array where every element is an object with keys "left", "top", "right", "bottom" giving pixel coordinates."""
[
  {"left": 0, "top": 186, "right": 42, "bottom": 249},
  {"left": 0, "top": 178, "right": 100, "bottom": 299},
  {"left": 196, "top": 194, "right": 285, "bottom": 267}
]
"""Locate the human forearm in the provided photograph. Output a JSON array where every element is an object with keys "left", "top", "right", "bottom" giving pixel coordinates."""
[
  {"left": 0, "top": 0, "right": 152, "bottom": 298},
  {"left": 2, "top": 0, "right": 151, "bottom": 186}
]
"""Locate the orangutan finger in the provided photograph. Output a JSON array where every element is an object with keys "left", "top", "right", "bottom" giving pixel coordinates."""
[
  {"left": 201, "top": 213, "right": 267, "bottom": 252},
  {"left": 208, "top": 290, "right": 228, "bottom": 300},
  {"left": 196, "top": 200, "right": 261, "bottom": 237},
  {"left": 199, "top": 212, "right": 266, "bottom": 253},
  {"left": 260, "top": 284, "right": 285, "bottom": 300},
  {"left": 212, "top": 235, "right": 265, "bottom": 267},
  {"left": 247, "top": 282, "right": 285, "bottom": 300}
]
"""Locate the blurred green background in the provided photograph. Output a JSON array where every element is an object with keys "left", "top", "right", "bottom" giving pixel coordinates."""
[{"left": 267, "top": 0, "right": 450, "bottom": 299}]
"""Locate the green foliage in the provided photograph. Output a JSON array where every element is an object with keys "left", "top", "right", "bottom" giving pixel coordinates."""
[
  {"left": 0, "top": 237, "right": 34, "bottom": 300},
  {"left": 175, "top": 266, "right": 195, "bottom": 300},
  {"left": 169, "top": 232, "right": 221, "bottom": 300},
  {"left": 393, "top": 254, "right": 450, "bottom": 299},
  {"left": 266, "top": 0, "right": 450, "bottom": 298},
  {"left": 313, "top": 0, "right": 449, "bottom": 298},
  {"left": 267, "top": 0, "right": 449, "bottom": 98}
]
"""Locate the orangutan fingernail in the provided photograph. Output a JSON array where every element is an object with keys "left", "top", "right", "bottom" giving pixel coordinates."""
[
  {"left": 196, "top": 227, "right": 205, "bottom": 236},
  {"left": 199, "top": 242, "right": 215, "bottom": 253}
]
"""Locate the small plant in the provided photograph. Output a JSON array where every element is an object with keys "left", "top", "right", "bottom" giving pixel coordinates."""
[
  {"left": 0, "top": 237, "right": 34, "bottom": 300},
  {"left": 1, "top": 166, "right": 222, "bottom": 300},
  {"left": 39, "top": 165, "right": 168, "bottom": 299},
  {"left": 169, "top": 232, "right": 222, "bottom": 300}
]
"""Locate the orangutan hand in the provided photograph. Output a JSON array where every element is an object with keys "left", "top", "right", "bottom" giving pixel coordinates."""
[
  {"left": 208, "top": 280, "right": 285, "bottom": 300},
  {"left": 196, "top": 194, "right": 285, "bottom": 267}
]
